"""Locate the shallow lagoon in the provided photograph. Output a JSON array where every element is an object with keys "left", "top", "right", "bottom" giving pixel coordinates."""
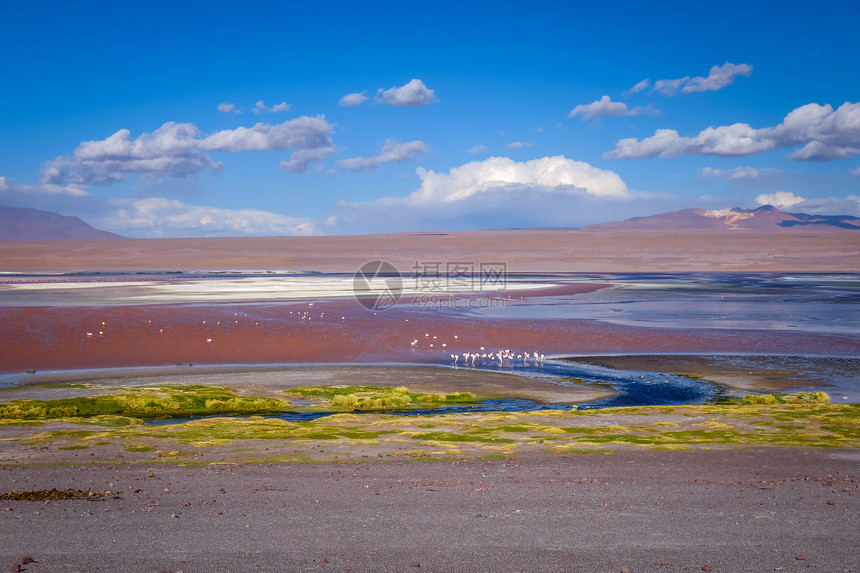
[{"left": 2, "top": 271, "right": 857, "bottom": 415}]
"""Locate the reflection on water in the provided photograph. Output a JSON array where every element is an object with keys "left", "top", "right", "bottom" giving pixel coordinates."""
[{"left": 476, "top": 273, "right": 860, "bottom": 335}]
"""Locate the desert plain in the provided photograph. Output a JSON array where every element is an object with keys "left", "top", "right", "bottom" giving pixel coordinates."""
[{"left": 1, "top": 229, "right": 859, "bottom": 572}]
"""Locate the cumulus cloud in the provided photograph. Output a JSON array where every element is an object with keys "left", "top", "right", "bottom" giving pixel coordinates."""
[
  {"left": 570, "top": 95, "right": 629, "bottom": 120},
  {"left": 651, "top": 62, "right": 752, "bottom": 95},
  {"left": 506, "top": 141, "right": 532, "bottom": 149},
  {"left": 201, "top": 115, "right": 333, "bottom": 153},
  {"left": 408, "top": 155, "right": 629, "bottom": 204},
  {"left": 105, "top": 197, "right": 316, "bottom": 237},
  {"left": 568, "top": 95, "right": 659, "bottom": 121},
  {"left": 217, "top": 102, "right": 238, "bottom": 113},
  {"left": 377, "top": 79, "right": 437, "bottom": 106},
  {"left": 323, "top": 156, "right": 645, "bottom": 233},
  {"left": 336, "top": 140, "right": 428, "bottom": 172},
  {"left": 338, "top": 92, "right": 367, "bottom": 107},
  {"left": 626, "top": 79, "right": 650, "bottom": 95},
  {"left": 652, "top": 77, "right": 689, "bottom": 96},
  {"left": 701, "top": 166, "right": 780, "bottom": 180},
  {"left": 755, "top": 191, "right": 806, "bottom": 209},
  {"left": 683, "top": 62, "right": 753, "bottom": 93},
  {"left": 751, "top": 192, "right": 860, "bottom": 217},
  {"left": 253, "top": 100, "right": 290, "bottom": 113},
  {"left": 467, "top": 145, "right": 489, "bottom": 154},
  {"left": 42, "top": 116, "right": 336, "bottom": 185},
  {"left": 606, "top": 101, "right": 860, "bottom": 161}
]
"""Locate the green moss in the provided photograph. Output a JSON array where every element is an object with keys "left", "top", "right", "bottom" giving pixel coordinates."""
[
  {"left": 284, "top": 385, "right": 477, "bottom": 412},
  {"left": 0, "top": 385, "right": 292, "bottom": 420},
  {"left": 742, "top": 392, "right": 830, "bottom": 405},
  {"left": 57, "top": 445, "right": 89, "bottom": 450},
  {"left": 3, "top": 391, "right": 858, "bottom": 464}
]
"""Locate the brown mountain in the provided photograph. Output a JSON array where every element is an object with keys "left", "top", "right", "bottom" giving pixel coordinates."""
[
  {"left": 579, "top": 205, "right": 860, "bottom": 232},
  {"left": 0, "top": 205, "right": 123, "bottom": 240}
]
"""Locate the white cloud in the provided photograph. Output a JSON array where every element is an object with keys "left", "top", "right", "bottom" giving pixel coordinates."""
[
  {"left": 606, "top": 101, "right": 860, "bottom": 161},
  {"left": 217, "top": 102, "right": 237, "bottom": 113},
  {"left": 408, "top": 155, "right": 629, "bottom": 204},
  {"left": 467, "top": 145, "right": 489, "bottom": 155},
  {"left": 701, "top": 166, "right": 780, "bottom": 180},
  {"left": 41, "top": 116, "right": 337, "bottom": 185},
  {"left": 0, "top": 177, "right": 90, "bottom": 198},
  {"left": 105, "top": 197, "right": 316, "bottom": 237},
  {"left": 569, "top": 96, "right": 660, "bottom": 120},
  {"left": 41, "top": 125, "right": 221, "bottom": 186},
  {"left": 752, "top": 192, "right": 860, "bottom": 217},
  {"left": 506, "top": 141, "right": 532, "bottom": 149},
  {"left": 338, "top": 92, "right": 367, "bottom": 107},
  {"left": 322, "top": 156, "right": 667, "bottom": 233},
  {"left": 253, "top": 100, "right": 291, "bottom": 113},
  {"left": 569, "top": 96, "right": 629, "bottom": 120},
  {"left": 376, "top": 79, "right": 437, "bottom": 106},
  {"left": 755, "top": 191, "right": 806, "bottom": 209},
  {"left": 683, "top": 62, "right": 753, "bottom": 93},
  {"left": 651, "top": 62, "right": 752, "bottom": 95},
  {"left": 626, "top": 79, "right": 650, "bottom": 95},
  {"left": 336, "top": 139, "right": 428, "bottom": 172},
  {"left": 652, "top": 77, "right": 689, "bottom": 96},
  {"left": 201, "top": 115, "right": 333, "bottom": 153},
  {"left": 852, "top": 167, "right": 860, "bottom": 175}
]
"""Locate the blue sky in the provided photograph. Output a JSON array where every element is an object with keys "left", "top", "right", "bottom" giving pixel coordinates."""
[{"left": 1, "top": 0, "right": 858, "bottom": 237}]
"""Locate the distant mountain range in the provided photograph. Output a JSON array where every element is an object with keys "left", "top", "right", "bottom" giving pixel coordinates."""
[
  {"left": 1, "top": 204, "right": 857, "bottom": 241},
  {"left": 579, "top": 205, "right": 860, "bottom": 232},
  {"left": 0, "top": 205, "right": 123, "bottom": 240}
]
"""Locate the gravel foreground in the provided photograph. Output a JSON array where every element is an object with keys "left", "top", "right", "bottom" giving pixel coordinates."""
[{"left": 1, "top": 448, "right": 858, "bottom": 573}]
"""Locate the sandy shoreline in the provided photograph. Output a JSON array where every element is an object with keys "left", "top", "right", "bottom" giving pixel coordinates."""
[{"left": 0, "top": 363, "right": 614, "bottom": 405}]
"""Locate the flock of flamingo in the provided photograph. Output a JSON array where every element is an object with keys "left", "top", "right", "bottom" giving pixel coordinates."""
[
  {"left": 451, "top": 348, "right": 545, "bottom": 367},
  {"left": 409, "top": 332, "right": 544, "bottom": 367}
]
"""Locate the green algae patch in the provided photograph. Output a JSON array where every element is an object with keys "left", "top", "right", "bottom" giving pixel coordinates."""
[
  {"left": 741, "top": 391, "right": 830, "bottom": 405},
  {"left": 0, "top": 384, "right": 292, "bottom": 420},
  {"left": 284, "top": 385, "right": 477, "bottom": 412},
  {"left": 1, "top": 392, "right": 858, "bottom": 464}
]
